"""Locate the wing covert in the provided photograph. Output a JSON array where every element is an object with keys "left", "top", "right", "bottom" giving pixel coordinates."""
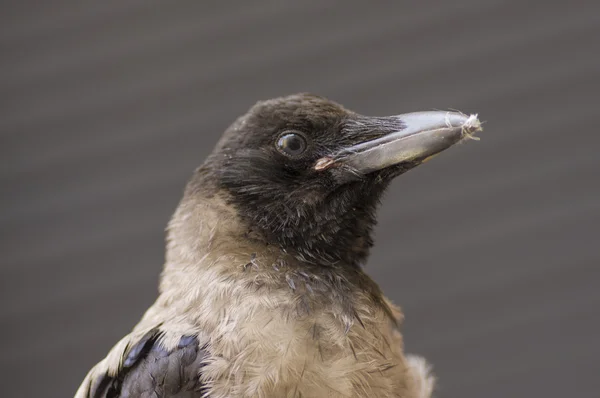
[{"left": 81, "top": 328, "right": 207, "bottom": 398}]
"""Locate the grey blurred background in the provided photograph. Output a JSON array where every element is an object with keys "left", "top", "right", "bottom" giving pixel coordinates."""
[{"left": 1, "top": 1, "right": 599, "bottom": 397}]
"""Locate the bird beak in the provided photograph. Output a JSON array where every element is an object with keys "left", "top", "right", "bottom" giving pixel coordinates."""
[{"left": 315, "top": 111, "right": 482, "bottom": 173}]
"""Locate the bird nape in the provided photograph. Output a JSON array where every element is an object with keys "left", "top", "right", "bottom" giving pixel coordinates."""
[{"left": 76, "top": 93, "right": 481, "bottom": 398}]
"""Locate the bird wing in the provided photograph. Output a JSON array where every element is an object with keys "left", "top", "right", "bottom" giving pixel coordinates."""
[{"left": 76, "top": 327, "right": 208, "bottom": 398}]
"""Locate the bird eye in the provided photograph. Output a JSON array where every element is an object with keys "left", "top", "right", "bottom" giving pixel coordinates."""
[{"left": 276, "top": 132, "right": 308, "bottom": 157}]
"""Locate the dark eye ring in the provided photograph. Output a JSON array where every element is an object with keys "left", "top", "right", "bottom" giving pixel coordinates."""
[{"left": 276, "top": 131, "right": 308, "bottom": 157}]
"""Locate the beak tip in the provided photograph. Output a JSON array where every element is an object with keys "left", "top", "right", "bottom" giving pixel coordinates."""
[{"left": 458, "top": 113, "right": 483, "bottom": 141}]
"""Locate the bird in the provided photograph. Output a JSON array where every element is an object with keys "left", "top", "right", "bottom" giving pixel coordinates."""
[{"left": 75, "top": 93, "right": 481, "bottom": 398}]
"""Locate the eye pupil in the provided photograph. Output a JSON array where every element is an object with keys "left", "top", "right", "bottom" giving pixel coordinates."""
[
  {"left": 287, "top": 138, "right": 301, "bottom": 151},
  {"left": 277, "top": 133, "right": 307, "bottom": 156}
]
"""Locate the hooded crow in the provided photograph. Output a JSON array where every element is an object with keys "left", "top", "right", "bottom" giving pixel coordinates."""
[{"left": 76, "top": 93, "right": 481, "bottom": 398}]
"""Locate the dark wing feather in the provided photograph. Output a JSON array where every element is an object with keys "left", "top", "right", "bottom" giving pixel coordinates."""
[{"left": 86, "top": 328, "right": 208, "bottom": 398}]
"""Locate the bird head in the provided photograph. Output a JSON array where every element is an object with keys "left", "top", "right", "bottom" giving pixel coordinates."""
[{"left": 189, "top": 93, "right": 481, "bottom": 267}]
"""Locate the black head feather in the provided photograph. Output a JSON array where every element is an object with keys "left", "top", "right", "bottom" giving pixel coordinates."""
[{"left": 192, "top": 93, "right": 413, "bottom": 267}]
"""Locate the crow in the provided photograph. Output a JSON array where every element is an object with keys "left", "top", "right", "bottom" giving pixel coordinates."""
[{"left": 75, "top": 93, "right": 481, "bottom": 398}]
